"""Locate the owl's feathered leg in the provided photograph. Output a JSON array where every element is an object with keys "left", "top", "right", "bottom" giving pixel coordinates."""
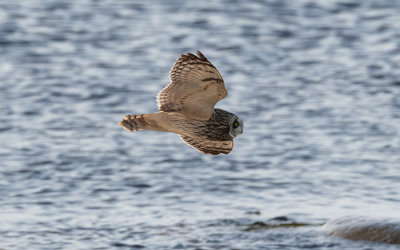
[{"left": 119, "top": 112, "right": 170, "bottom": 132}]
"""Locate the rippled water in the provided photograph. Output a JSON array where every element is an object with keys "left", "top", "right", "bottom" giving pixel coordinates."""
[{"left": 1, "top": 0, "right": 400, "bottom": 249}]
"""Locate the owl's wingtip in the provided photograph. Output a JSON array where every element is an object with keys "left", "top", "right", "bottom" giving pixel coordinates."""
[
  {"left": 195, "top": 50, "right": 206, "bottom": 59},
  {"left": 119, "top": 120, "right": 134, "bottom": 131}
]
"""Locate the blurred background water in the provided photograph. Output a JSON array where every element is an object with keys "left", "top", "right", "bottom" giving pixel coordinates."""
[{"left": 1, "top": 0, "right": 400, "bottom": 249}]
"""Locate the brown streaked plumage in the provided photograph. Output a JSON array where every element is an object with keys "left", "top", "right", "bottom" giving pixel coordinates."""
[{"left": 119, "top": 50, "right": 243, "bottom": 155}]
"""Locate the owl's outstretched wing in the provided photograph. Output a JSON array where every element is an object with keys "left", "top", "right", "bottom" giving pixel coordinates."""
[
  {"left": 180, "top": 135, "right": 233, "bottom": 155},
  {"left": 157, "top": 50, "right": 228, "bottom": 119}
]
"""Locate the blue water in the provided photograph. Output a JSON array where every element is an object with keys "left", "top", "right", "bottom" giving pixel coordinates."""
[{"left": 1, "top": 0, "right": 400, "bottom": 249}]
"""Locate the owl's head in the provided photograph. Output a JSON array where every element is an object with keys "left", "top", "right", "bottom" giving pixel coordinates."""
[{"left": 229, "top": 116, "right": 243, "bottom": 138}]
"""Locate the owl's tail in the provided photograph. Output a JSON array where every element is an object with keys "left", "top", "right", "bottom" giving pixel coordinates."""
[{"left": 119, "top": 112, "right": 169, "bottom": 132}]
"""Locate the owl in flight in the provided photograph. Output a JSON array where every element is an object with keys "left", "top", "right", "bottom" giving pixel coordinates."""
[{"left": 119, "top": 50, "right": 243, "bottom": 155}]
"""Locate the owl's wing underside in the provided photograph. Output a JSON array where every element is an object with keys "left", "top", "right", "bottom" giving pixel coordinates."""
[
  {"left": 179, "top": 135, "right": 233, "bottom": 155},
  {"left": 157, "top": 50, "right": 228, "bottom": 119}
]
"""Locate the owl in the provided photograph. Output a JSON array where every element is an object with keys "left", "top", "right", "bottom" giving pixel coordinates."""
[{"left": 119, "top": 50, "right": 243, "bottom": 155}]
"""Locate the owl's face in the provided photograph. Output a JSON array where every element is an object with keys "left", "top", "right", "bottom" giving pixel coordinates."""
[{"left": 229, "top": 116, "right": 243, "bottom": 138}]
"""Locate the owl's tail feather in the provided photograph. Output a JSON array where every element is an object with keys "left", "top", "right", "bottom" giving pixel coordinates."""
[{"left": 119, "top": 112, "right": 168, "bottom": 132}]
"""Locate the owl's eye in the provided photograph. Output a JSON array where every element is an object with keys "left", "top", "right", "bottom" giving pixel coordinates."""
[{"left": 233, "top": 121, "right": 239, "bottom": 128}]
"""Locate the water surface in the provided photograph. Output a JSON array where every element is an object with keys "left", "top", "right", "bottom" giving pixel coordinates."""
[{"left": 1, "top": 0, "right": 400, "bottom": 249}]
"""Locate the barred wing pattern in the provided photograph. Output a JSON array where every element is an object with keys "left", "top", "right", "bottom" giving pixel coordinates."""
[
  {"left": 157, "top": 50, "right": 228, "bottom": 119},
  {"left": 180, "top": 135, "right": 233, "bottom": 155}
]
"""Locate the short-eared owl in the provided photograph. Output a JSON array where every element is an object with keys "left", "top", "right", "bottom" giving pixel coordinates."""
[{"left": 119, "top": 50, "right": 243, "bottom": 155}]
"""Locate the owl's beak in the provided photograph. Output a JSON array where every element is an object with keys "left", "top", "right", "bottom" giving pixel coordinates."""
[
  {"left": 236, "top": 126, "right": 243, "bottom": 136},
  {"left": 230, "top": 117, "right": 243, "bottom": 138},
  {"left": 232, "top": 128, "right": 243, "bottom": 137},
  {"left": 234, "top": 119, "right": 243, "bottom": 137}
]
